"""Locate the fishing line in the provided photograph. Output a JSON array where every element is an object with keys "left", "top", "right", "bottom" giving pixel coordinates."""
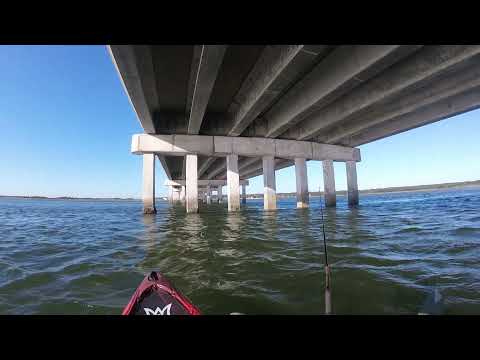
[{"left": 319, "top": 187, "right": 332, "bottom": 315}]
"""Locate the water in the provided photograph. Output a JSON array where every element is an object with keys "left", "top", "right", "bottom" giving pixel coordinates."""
[{"left": 0, "top": 189, "right": 479, "bottom": 315}]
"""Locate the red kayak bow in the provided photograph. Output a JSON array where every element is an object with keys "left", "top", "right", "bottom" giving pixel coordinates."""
[{"left": 122, "top": 271, "right": 201, "bottom": 315}]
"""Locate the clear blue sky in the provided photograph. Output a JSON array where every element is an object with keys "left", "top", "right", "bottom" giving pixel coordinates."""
[{"left": 0, "top": 45, "right": 478, "bottom": 198}]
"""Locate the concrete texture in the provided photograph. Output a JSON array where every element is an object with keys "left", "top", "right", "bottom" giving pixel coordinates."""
[
  {"left": 132, "top": 134, "right": 360, "bottom": 162},
  {"left": 295, "top": 158, "right": 309, "bottom": 208},
  {"left": 263, "top": 156, "right": 277, "bottom": 210},
  {"left": 180, "top": 186, "right": 186, "bottom": 202},
  {"left": 346, "top": 161, "right": 359, "bottom": 206},
  {"left": 185, "top": 154, "right": 198, "bottom": 213},
  {"left": 322, "top": 160, "right": 336, "bottom": 207},
  {"left": 142, "top": 154, "right": 156, "bottom": 214},
  {"left": 206, "top": 185, "right": 212, "bottom": 205},
  {"left": 226, "top": 154, "right": 240, "bottom": 211}
]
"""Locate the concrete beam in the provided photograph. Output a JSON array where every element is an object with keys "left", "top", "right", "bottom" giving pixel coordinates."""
[
  {"left": 295, "top": 158, "right": 309, "bottom": 208},
  {"left": 292, "top": 45, "right": 480, "bottom": 140},
  {"left": 185, "top": 154, "right": 198, "bottom": 213},
  {"left": 348, "top": 87, "right": 480, "bottom": 146},
  {"left": 322, "top": 160, "right": 336, "bottom": 207},
  {"left": 226, "top": 154, "right": 240, "bottom": 211},
  {"left": 263, "top": 156, "right": 277, "bottom": 210},
  {"left": 322, "top": 63, "right": 480, "bottom": 144},
  {"left": 142, "top": 153, "right": 156, "bottom": 214},
  {"left": 187, "top": 45, "right": 227, "bottom": 135},
  {"left": 346, "top": 161, "right": 359, "bottom": 206},
  {"left": 242, "top": 158, "right": 294, "bottom": 180},
  {"left": 216, "top": 157, "right": 260, "bottom": 180},
  {"left": 225, "top": 45, "right": 305, "bottom": 136},
  {"left": 198, "top": 157, "right": 217, "bottom": 178},
  {"left": 239, "top": 157, "right": 260, "bottom": 171},
  {"left": 132, "top": 134, "right": 360, "bottom": 162},
  {"left": 108, "top": 46, "right": 158, "bottom": 133},
  {"left": 165, "top": 179, "right": 249, "bottom": 186},
  {"left": 264, "top": 45, "right": 419, "bottom": 138}
]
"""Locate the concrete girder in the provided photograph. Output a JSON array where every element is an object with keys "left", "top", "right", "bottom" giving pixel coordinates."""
[
  {"left": 225, "top": 45, "right": 305, "bottom": 136},
  {"left": 108, "top": 45, "right": 158, "bottom": 134},
  {"left": 348, "top": 87, "right": 480, "bottom": 146},
  {"left": 187, "top": 45, "right": 227, "bottom": 135},
  {"left": 319, "top": 60, "right": 480, "bottom": 144},
  {"left": 290, "top": 45, "right": 480, "bottom": 141},
  {"left": 263, "top": 45, "right": 421, "bottom": 138}
]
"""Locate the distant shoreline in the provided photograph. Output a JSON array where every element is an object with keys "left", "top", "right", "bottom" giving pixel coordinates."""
[
  {"left": 248, "top": 180, "right": 480, "bottom": 199},
  {"left": 1, "top": 180, "right": 479, "bottom": 201}
]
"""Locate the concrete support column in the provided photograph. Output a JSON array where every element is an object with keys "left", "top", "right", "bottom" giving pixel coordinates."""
[
  {"left": 263, "top": 156, "right": 277, "bottom": 210},
  {"left": 186, "top": 154, "right": 198, "bottom": 213},
  {"left": 180, "top": 186, "right": 186, "bottom": 203},
  {"left": 295, "top": 158, "right": 309, "bottom": 208},
  {"left": 142, "top": 153, "right": 156, "bottom": 214},
  {"left": 346, "top": 161, "right": 359, "bottom": 206},
  {"left": 217, "top": 185, "right": 223, "bottom": 203},
  {"left": 172, "top": 188, "right": 180, "bottom": 202},
  {"left": 322, "top": 160, "right": 336, "bottom": 207},
  {"left": 241, "top": 184, "right": 247, "bottom": 205},
  {"left": 168, "top": 186, "right": 173, "bottom": 205},
  {"left": 226, "top": 154, "right": 240, "bottom": 212},
  {"left": 206, "top": 185, "right": 212, "bottom": 205}
]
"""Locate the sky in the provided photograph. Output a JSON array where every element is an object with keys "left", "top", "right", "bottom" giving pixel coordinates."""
[{"left": 0, "top": 45, "right": 478, "bottom": 198}]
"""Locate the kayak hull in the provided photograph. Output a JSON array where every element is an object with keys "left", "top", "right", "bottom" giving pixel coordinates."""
[{"left": 122, "top": 272, "right": 201, "bottom": 315}]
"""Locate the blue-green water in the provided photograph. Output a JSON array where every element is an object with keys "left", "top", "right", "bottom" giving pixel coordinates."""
[{"left": 1, "top": 189, "right": 479, "bottom": 314}]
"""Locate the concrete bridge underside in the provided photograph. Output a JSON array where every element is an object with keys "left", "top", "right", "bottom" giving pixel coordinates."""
[{"left": 109, "top": 45, "right": 480, "bottom": 213}]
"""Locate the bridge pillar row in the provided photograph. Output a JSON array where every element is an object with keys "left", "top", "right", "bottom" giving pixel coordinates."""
[
  {"left": 346, "top": 160, "right": 359, "bottom": 206},
  {"left": 295, "top": 158, "right": 309, "bottom": 208},
  {"left": 217, "top": 185, "right": 223, "bottom": 203},
  {"left": 185, "top": 154, "right": 198, "bottom": 213},
  {"left": 227, "top": 154, "right": 240, "bottom": 211},
  {"left": 241, "top": 184, "right": 247, "bottom": 204},
  {"left": 322, "top": 160, "right": 336, "bottom": 207},
  {"left": 263, "top": 156, "right": 277, "bottom": 210},
  {"left": 142, "top": 153, "right": 156, "bottom": 214}
]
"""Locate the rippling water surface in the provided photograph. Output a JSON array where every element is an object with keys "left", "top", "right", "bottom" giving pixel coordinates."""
[{"left": 1, "top": 189, "right": 480, "bottom": 314}]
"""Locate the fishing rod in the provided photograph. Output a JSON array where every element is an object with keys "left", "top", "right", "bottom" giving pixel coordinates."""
[{"left": 319, "top": 187, "right": 332, "bottom": 315}]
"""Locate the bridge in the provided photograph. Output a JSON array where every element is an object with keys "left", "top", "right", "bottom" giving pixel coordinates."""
[{"left": 108, "top": 45, "right": 480, "bottom": 214}]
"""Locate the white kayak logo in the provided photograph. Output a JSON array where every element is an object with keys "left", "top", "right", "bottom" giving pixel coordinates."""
[{"left": 144, "top": 303, "right": 172, "bottom": 315}]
